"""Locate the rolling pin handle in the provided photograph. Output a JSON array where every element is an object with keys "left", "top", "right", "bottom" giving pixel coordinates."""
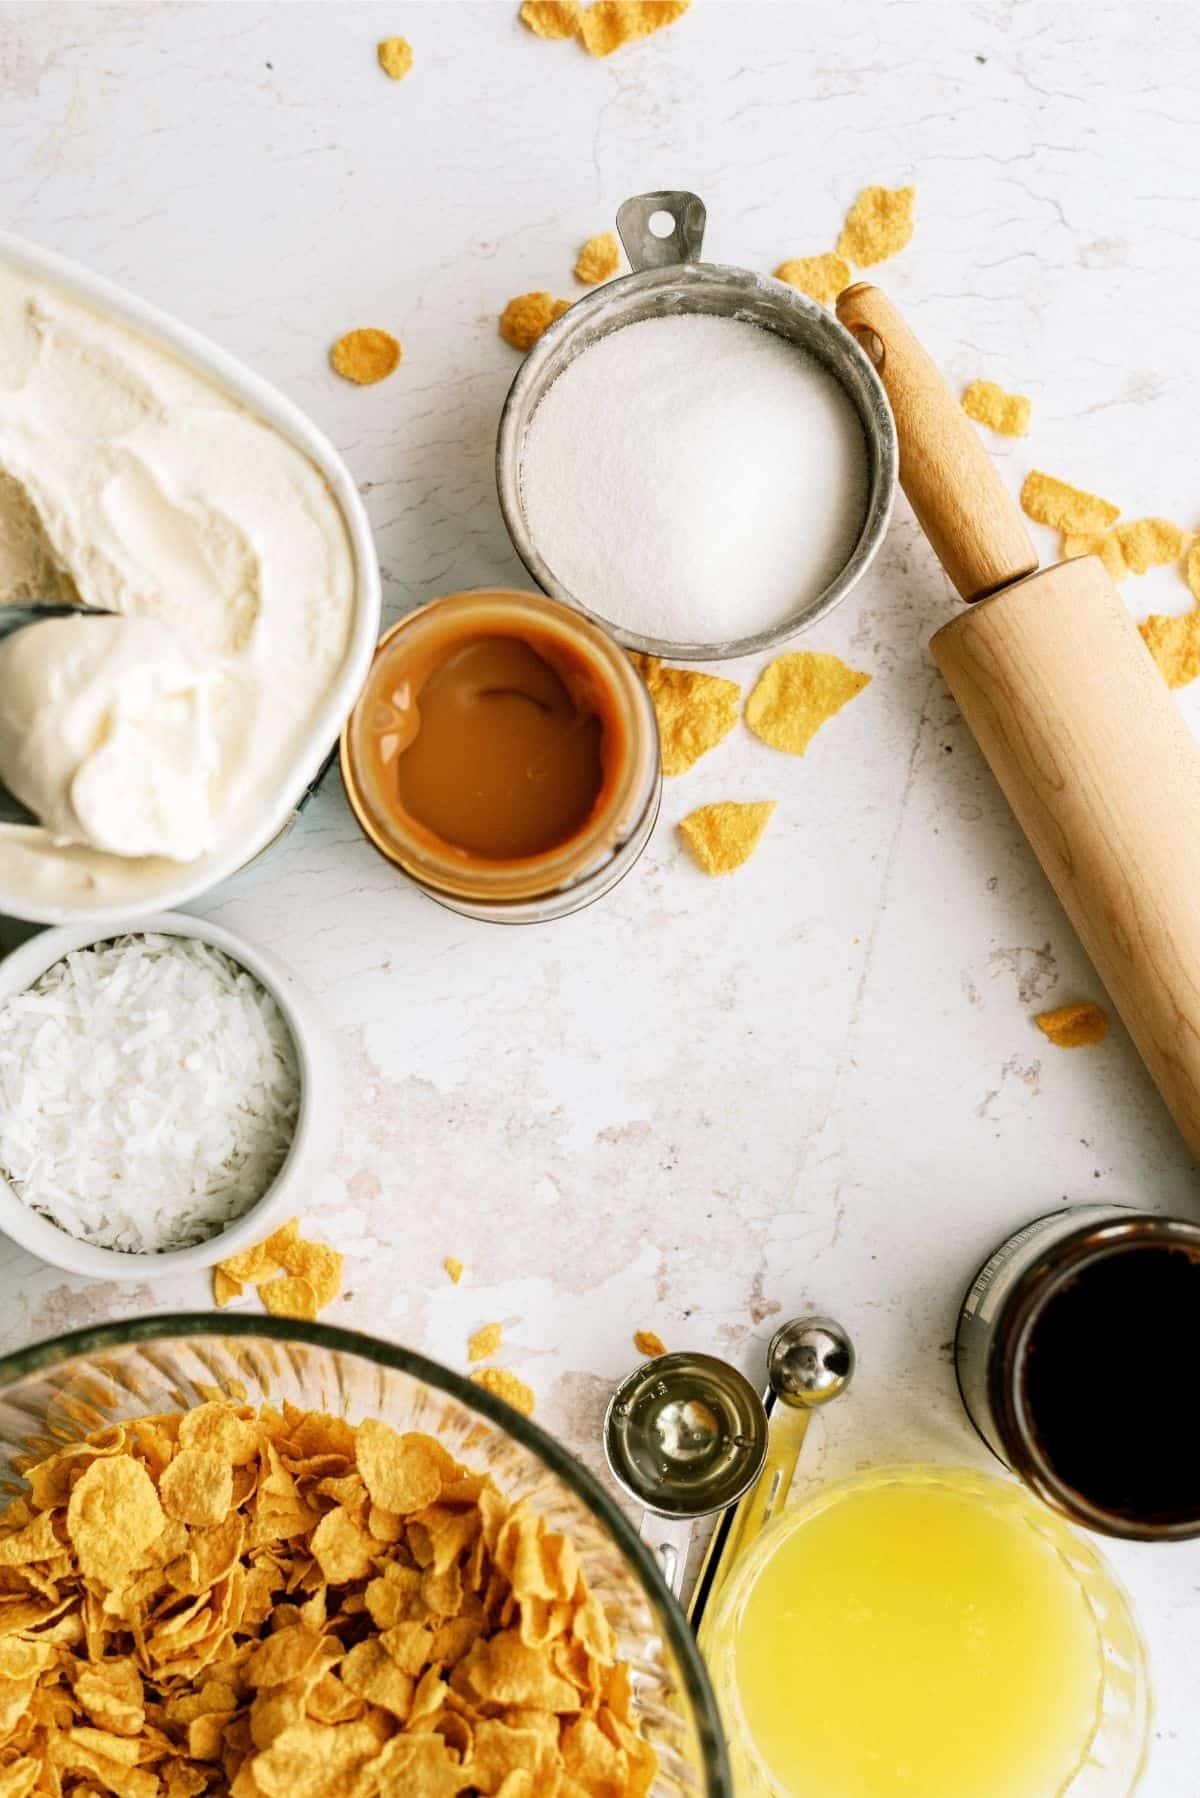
[{"left": 836, "top": 283, "right": 1039, "bottom": 604}]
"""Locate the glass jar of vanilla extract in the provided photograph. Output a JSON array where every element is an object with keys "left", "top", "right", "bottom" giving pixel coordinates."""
[{"left": 956, "top": 1205, "right": 1200, "bottom": 1540}]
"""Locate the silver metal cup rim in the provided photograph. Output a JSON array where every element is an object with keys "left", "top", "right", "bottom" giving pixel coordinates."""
[{"left": 496, "top": 261, "right": 898, "bottom": 663}]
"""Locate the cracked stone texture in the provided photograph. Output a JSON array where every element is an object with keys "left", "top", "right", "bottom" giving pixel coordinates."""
[{"left": 1, "top": 3, "right": 1198, "bottom": 1787}]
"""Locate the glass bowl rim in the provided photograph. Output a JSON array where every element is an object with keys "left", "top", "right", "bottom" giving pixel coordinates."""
[{"left": 0, "top": 1310, "right": 731, "bottom": 1796}]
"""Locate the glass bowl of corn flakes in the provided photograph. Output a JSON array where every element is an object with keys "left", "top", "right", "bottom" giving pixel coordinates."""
[{"left": 0, "top": 1313, "right": 729, "bottom": 1796}]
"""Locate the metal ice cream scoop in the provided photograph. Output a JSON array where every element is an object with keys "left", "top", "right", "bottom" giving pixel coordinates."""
[
  {"left": 0, "top": 602, "right": 112, "bottom": 826},
  {"left": 0, "top": 601, "right": 109, "bottom": 642}
]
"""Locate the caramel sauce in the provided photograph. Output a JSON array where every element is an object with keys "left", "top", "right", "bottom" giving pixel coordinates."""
[{"left": 356, "top": 614, "right": 626, "bottom": 867}]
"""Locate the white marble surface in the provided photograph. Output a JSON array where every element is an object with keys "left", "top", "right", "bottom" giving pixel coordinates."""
[{"left": 2, "top": 0, "right": 1199, "bottom": 1786}]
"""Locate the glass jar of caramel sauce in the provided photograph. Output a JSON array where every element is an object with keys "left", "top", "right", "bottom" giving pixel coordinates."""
[{"left": 341, "top": 589, "right": 661, "bottom": 923}]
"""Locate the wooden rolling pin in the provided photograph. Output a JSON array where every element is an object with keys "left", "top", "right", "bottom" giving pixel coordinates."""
[{"left": 836, "top": 283, "right": 1200, "bottom": 1162}]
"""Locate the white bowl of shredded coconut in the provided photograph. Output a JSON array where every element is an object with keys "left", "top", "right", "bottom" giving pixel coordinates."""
[{"left": 0, "top": 912, "right": 335, "bottom": 1277}]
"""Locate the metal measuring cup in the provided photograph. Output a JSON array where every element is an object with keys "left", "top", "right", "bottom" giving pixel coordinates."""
[
  {"left": 496, "top": 189, "right": 898, "bottom": 662},
  {"left": 603, "top": 1351, "right": 768, "bottom": 1597}
]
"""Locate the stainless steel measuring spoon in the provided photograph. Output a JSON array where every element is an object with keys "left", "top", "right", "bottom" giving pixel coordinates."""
[
  {"left": 603, "top": 1351, "right": 768, "bottom": 1598},
  {"left": 689, "top": 1315, "right": 855, "bottom": 1632}
]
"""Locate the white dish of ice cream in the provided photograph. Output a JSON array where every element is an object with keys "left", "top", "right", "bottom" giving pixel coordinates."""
[{"left": 0, "top": 231, "right": 381, "bottom": 923}]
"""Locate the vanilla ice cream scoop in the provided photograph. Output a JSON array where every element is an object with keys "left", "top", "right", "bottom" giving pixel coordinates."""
[{"left": 0, "top": 613, "right": 218, "bottom": 861}]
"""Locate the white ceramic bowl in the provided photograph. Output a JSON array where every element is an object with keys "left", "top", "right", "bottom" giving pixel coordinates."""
[
  {"left": 0, "top": 912, "right": 337, "bottom": 1280},
  {"left": 0, "top": 230, "right": 381, "bottom": 926}
]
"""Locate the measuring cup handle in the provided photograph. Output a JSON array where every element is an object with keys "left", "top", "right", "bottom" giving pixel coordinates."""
[
  {"left": 639, "top": 1511, "right": 693, "bottom": 1598},
  {"left": 616, "top": 191, "right": 707, "bottom": 272}
]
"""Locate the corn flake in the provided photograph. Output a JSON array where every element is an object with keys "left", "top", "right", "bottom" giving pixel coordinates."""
[
  {"left": 630, "top": 654, "right": 740, "bottom": 775},
  {"left": 1062, "top": 529, "right": 1127, "bottom": 584},
  {"left": 499, "top": 292, "right": 571, "bottom": 352},
  {"left": 213, "top": 1221, "right": 343, "bottom": 1321},
  {"left": 357, "top": 1419, "right": 445, "bottom": 1514},
  {"left": 1035, "top": 1001, "right": 1109, "bottom": 1049},
  {"left": 158, "top": 1448, "right": 232, "bottom": 1529},
  {"left": 1187, "top": 539, "right": 1200, "bottom": 602},
  {"left": 1021, "top": 470, "right": 1119, "bottom": 535},
  {"left": 774, "top": 254, "right": 852, "bottom": 307},
  {"left": 962, "top": 379, "right": 1031, "bottom": 438},
  {"left": 212, "top": 1268, "right": 242, "bottom": 1308},
  {"left": 1139, "top": 609, "right": 1200, "bottom": 689},
  {"left": 0, "top": 1405, "right": 652, "bottom": 1794},
  {"left": 634, "top": 1330, "right": 666, "bottom": 1358},
  {"left": 471, "top": 1368, "right": 537, "bottom": 1418},
  {"left": 277, "top": 1239, "right": 344, "bottom": 1310},
  {"left": 579, "top": 0, "right": 691, "bottom": 57},
  {"left": 376, "top": 36, "right": 413, "bottom": 80},
  {"left": 678, "top": 801, "right": 775, "bottom": 877},
  {"left": 330, "top": 327, "right": 401, "bottom": 385},
  {"left": 66, "top": 1458, "right": 164, "bottom": 1594},
  {"left": 445, "top": 1256, "right": 464, "bottom": 1284},
  {"left": 469, "top": 1322, "right": 505, "bottom": 1363},
  {"left": 836, "top": 185, "right": 915, "bottom": 267},
  {"left": 519, "top": 0, "right": 583, "bottom": 37},
  {"left": 259, "top": 1275, "right": 319, "bottom": 1322},
  {"left": 574, "top": 232, "right": 621, "bottom": 285},
  {"left": 1114, "top": 517, "right": 1188, "bottom": 575},
  {"left": 746, "top": 650, "right": 871, "bottom": 755}
]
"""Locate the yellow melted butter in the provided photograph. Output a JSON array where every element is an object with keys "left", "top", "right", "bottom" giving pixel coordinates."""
[{"left": 723, "top": 1479, "right": 1104, "bottom": 1798}]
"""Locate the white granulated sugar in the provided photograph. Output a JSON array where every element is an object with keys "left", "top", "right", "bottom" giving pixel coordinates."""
[
  {"left": 0, "top": 934, "right": 300, "bottom": 1253},
  {"left": 520, "top": 314, "right": 869, "bottom": 645}
]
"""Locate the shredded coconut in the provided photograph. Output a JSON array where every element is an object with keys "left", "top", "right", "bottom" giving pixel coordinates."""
[{"left": 0, "top": 933, "right": 300, "bottom": 1253}]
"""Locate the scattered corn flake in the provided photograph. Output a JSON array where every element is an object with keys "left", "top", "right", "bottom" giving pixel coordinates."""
[
  {"left": 1034, "top": 1001, "right": 1109, "bottom": 1049},
  {"left": 471, "top": 1368, "right": 537, "bottom": 1418},
  {"left": 330, "top": 326, "right": 401, "bottom": 386},
  {"left": 579, "top": 0, "right": 690, "bottom": 56},
  {"left": 445, "top": 1256, "right": 464, "bottom": 1284},
  {"left": 1186, "top": 540, "right": 1200, "bottom": 602},
  {"left": 1139, "top": 608, "right": 1200, "bottom": 689},
  {"left": 962, "top": 379, "right": 1031, "bottom": 438},
  {"left": 376, "top": 36, "right": 413, "bottom": 80},
  {"left": 774, "top": 254, "right": 852, "bottom": 307},
  {"left": 258, "top": 1274, "right": 319, "bottom": 1321},
  {"left": 519, "top": 0, "right": 583, "bottom": 37},
  {"left": 212, "top": 1268, "right": 242, "bottom": 1308},
  {"left": 746, "top": 651, "right": 872, "bottom": 755},
  {"left": 1021, "top": 470, "right": 1120, "bottom": 535},
  {"left": 630, "top": 653, "right": 740, "bottom": 775},
  {"left": 278, "top": 1238, "right": 344, "bottom": 1310},
  {"left": 1114, "top": 517, "right": 1188, "bottom": 575},
  {"left": 213, "top": 1220, "right": 343, "bottom": 1321},
  {"left": 469, "top": 1322, "right": 505, "bottom": 1363},
  {"left": 678, "top": 801, "right": 776, "bottom": 877},
  {"left": 836, "top": 185, "right": 915, "bottom": 267},
  {"left": 634, "top": 1330, "right": 666, "bottom": 1358},
  {"left": 1062, "top": 529, "right": 1128, "bottom": 584},
  {"left": 212, "top": 1228, "right": 287, "bottom": 1286},
  {"left": 499, "top": 292, "right": 571, "bottom": 352},
  {"left": 574, "top": 231, "right": 621, "bottom": 285}
]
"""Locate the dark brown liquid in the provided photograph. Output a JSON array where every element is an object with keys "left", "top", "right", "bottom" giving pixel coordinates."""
[
  {"left": 1022, "top": 1245, "right": 1200, "bottom": 1525},
  {"left": 393, "top": 635, "right": 604, "bottom": 860}
]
